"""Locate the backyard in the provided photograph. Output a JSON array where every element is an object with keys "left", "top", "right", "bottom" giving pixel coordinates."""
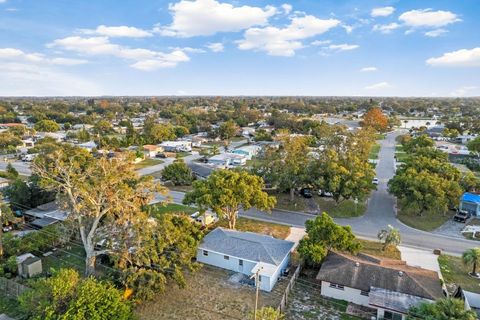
[
  {"left": 135, "top": 265, "right": 289, "bottom": 320},
  {"left": 218, "top": 217, "right": 290, "bottom": 239}
]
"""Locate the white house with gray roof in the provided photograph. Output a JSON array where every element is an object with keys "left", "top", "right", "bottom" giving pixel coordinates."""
[{"left": 197, "top": 227, "right": 295, "bottom": 292}]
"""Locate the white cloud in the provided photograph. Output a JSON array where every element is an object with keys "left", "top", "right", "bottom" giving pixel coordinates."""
[
  {"left": 371, "top": 6, "right": 395, "bottom": 17},
  {"left": 399, "top": 9, "right": 461, "bottom": 28},
  {"left": 0, "top": 0, "right": 7, "bottom": 4},
  {"left": 327, "top": 43, "right": 359, "bottom": 52},
  {"left": 372, "top": 22, "right": 400, "bottom": 34},
  {"left": 49, "top": 36, "right": 190, "bottom": 71},
  {"left": 426, "top": 47, "right": 480, "bottom": 67},
  {"left": 0, "top": 48, "right": 87, "bottom": 65},
  {"left": 360, "top": 66, "right": 377, "bottom": 72},
  {"left": 342, "top": 24, "right": 354, "bottom": 34},
  {"left": 237, "top": 15, "right": 340, "bottom": 56},
  {"left": 424, "top": 29, "right": 448, "bottom": 37},
  {"left": 365, "top": 81, "right": 391, "bottom": 90},
  {"left": 311, "top": 40, "right": 331, "bottom": 46},
  {"left": 0, "top": 62, "right": 100, "bottom": 95},
  {"left": 158, "top": 0, "right": 277, "bottom": 37},
  {"left": 207, "top": 42, "right": 224, "bottom": 52},
  {"left": 81, "top": 25, "right": 153, "bottom": 38},
  {"left": 451, "top": 86, "right": 477, "bottom": 97},
  {"left": 281, "top": 4, "right": 292, "bottom": 15}
]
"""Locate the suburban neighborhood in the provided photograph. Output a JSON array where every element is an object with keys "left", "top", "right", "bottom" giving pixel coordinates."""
[{"left": 1, "top": 0, "right": 480, "bottom": 319}]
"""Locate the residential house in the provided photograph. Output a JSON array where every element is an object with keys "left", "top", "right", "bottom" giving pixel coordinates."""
[
  {"left": 459, "top": 193, "right": 480, "bottom": 216},
  {"left": 25, "top": 201, "right": 69, "bottom": 228},
  {"left": 197, "top": 228, "right": 295, "bottom": 292},
  {"left": 316, "top": 251, "right": 444, "bottom": 320},
  {"left": 143, "top": 145, "right": 163, "bottom": 158},
  {"left": 456, "top": 134, "right": 477, "bottom": 145},
  {"left": 232, "top": 145, "right": 261, "bottom": 160},
  {"left": 77, "top": 141, "right": 97, "bottom": 152},
  {"left": 159, "top": 141, "right": 192, "bottom": 152},
  {"left": 208, "top": 153, "right": 247, "bottom": 168}
]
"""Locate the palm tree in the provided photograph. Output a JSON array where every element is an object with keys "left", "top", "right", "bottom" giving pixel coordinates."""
[
  {"left": 462, "top": 248, "right": 480, "bottom": 276},
  {"left": 408, "top": 298, "right": 476, "bottom": 320},
  {"left": 377, "top": 225, "right": 401, "bottom": 251}
]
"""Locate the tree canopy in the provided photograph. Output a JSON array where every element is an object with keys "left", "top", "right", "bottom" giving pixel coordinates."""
[
  {"left": 362, "top": 107, "right": 388, "bottom": 132},
  {"left": 408, "top": 298, "right": 476, "bottom": 320},
  {"left": 183, "top": 169, "right": 276, "bottom": 229},
  {"left": 298, "top": 213, "right": 361, "bottom": 265}
]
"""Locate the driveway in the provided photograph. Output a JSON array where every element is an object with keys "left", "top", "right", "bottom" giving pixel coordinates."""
[{"left": 0, "top": 160, "right": 32, "bottom": 176}]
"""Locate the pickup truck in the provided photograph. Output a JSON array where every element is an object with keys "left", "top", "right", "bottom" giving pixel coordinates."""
[{"left": 453, "top": 210, "right": 471, "bottom": 223}]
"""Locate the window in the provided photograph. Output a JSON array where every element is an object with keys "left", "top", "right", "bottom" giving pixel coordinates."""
[
  {"left": 203, "top": 250, "right": 208, "bottom": 256},
  {"left": 329, "top": 283, "right": 344, "bottom": 290},
  {"left": 360, "top": 290, "right": 369, "bottom": 296},
  {"left": 239, "top": 260, "right": 243, "bottom": 266},
  {"left": 384, "top": 311, "right": 402, "bottom": 320},
  {"left": 224, "top": 255, "right": 229, "bottom": 260}
]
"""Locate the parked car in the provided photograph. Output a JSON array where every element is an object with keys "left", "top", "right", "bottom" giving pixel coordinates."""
[
  {"left": 156, "top": 153, "right": 166, "bottom": 158},
  {"left": 318, "top": 190, "right": 333, "bottom": 197},
  {"left": 2, "top": 225, "right": 13, "bottom": 232},
  {"left": 300, "top": 188, "right": 313, "bottom": 198},
  {"left": 189, "top": 211, "right": 218, "bottom": 227},
  {"left": 453, "top": 209, "right": 471, "bottom": 223},
  {"left": 372, "top": 178, "right": 379, "bottom": 185}
]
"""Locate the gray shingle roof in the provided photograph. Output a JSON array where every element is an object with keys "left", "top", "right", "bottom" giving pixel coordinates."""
[
  {"left": 316, "top": 252, "right": 444, "bottom": 300},
  {"left": 200, "top": 227, "right": 295, "bottom": 266}
]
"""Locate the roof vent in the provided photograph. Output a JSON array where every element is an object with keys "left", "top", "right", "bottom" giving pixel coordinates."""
[
  {"left": 355, "top": 262, "right": 360, "bottom": 267},
  {"left": 398, "top": 271, "right": 404, "bottom": 277}
]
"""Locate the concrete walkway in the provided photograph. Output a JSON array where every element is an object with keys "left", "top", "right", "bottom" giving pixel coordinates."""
[
  {"left": 398, "top": 246, "right": 442, "bottom": 279},
  {"left": 285, "top": 227, "right": 306, "bottom": 249}
]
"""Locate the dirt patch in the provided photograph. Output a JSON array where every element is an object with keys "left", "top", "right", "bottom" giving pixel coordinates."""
[{"left": 135, "top": 265, "right": 289, "bottom": 320}]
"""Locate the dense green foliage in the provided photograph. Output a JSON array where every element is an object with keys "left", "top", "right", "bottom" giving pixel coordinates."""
[
  {"left": 161, "top": 160, "right": 194, "bottom": 185},
  {"left": 298, "top": 213, "right": 361, "bottom": 265},
  {"left": 408, "top": 298, "right": 476, "bottom": 320},
  {"left": 19, "top": 268, "right": 133, "bottom": 320}
]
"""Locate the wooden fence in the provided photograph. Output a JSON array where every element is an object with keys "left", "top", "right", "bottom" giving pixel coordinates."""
[
  {"left": 0, "top": 277, "right": 29, "bottom": 298},
  {"left": 277, "top": 262, "right": 303, "bottom": 313}
]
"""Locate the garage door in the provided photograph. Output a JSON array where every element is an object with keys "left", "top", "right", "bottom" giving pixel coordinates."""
[{"left": 462, "top": 202, "right": 478, "bottom": 215}]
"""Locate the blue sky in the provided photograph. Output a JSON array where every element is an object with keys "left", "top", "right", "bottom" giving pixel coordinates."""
[{"left": 0, "top": 0, "right": 478, "bottom": 96}]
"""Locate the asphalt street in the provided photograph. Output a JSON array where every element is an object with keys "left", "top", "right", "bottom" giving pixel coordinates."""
[{"left": 155, "top": 132, "right": 478, "bottom": 256}]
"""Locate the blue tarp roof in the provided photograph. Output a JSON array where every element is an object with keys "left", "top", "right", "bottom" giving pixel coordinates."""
[{"left": 461, "top": 193, "right": 480, "bottom": 204}]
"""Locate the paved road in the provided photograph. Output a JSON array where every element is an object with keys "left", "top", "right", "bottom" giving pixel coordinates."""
[
  {"left": 155, "top": 132, "right": 479, "bottom": 256},
  {"left": 137, "top": 152, "right": 202, "bottom": 176},
  {"left": 0, "top": 160, "right": 32, "bottom": 176}
]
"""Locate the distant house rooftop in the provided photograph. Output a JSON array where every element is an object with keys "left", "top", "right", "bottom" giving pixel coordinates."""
[{"left": 461, "top": 192, "right": 480, "bottom": 204}]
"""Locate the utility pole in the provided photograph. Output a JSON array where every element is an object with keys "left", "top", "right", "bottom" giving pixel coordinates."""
[{"left": 251, "top": 267, "right": 263, "bottom": 320}]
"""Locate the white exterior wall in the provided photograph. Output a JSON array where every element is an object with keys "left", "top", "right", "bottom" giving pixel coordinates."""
[
  {"left": 197, "top": 249, "right": 256, "bottom": 276},
  {"left": 197, "top": 248, "right": 287, "bottom": 292},
  {"left": 320, "top": 281, "right": 370, "bottom": 307}
]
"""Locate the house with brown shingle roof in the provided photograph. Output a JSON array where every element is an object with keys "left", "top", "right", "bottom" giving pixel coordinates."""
[{"left": 316, "top": 251, "right": 445, "bottom": 320}]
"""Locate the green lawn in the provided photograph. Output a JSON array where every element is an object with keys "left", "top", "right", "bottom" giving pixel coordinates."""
[
  {"left": 369, "top": 143, "right": 381, "bottom": 159},
  {"left": 217, "top": 217, "right": 290, "bottom": 239},
  {"left": 315, "top": 197, "right": 366, "bottom": 218},
  {"left": 175, "top": 152, "right": 192, "bottom": 158},
  {"left": 42, "top": 245, "right": 86, "bottom": 275},
  {"left": 134, "top": 158, "right": 164, "bottom": 169},
  {"left": 375, "top": 133, "right": 386, "bottom": 140},
  {"left": 150, "top": 203, "right": 197, "bottom": 216},
  {"left": 0, "top": 294, "right": 23, "bottom": 318},
  {"left": 273, "top": 193, "right": 307, "bottom": 212},
  {"left": 357, "top": 239, "right": 401, "bottom": 260},
  {"left": 397, "top": 205, "right": 454, "bottom": 232},
  {"left": 439, "top": 255, "right": 480, "bottom": 294},
  {"left": 395, "top": 152, "right": 409, "bottom": 162}
]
